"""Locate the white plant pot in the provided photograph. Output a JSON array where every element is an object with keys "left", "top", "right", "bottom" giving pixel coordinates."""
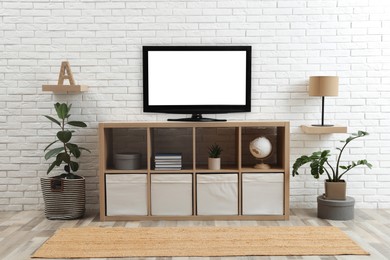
[{"left": 208, "top": 158, "right": 221, "bottom": 170}]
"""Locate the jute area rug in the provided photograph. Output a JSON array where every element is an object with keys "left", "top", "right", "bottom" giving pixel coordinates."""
[{"left": 32, "top": 226, "right": 369, "bottom": 258}]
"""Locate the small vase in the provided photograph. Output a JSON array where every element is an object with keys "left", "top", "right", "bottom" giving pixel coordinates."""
[
  {"left": 324, "top": 180, "right": 346, "bottom": 200},
  {"left": 208, "top": 158, "right": 221, "bottom": 170}
]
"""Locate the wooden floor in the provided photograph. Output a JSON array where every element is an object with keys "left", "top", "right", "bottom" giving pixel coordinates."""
[{"left": 0, "top": 209, "right": 389, "bottom": 260}]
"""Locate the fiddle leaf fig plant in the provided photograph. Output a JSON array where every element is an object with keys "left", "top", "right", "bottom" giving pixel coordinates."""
[
  {"left": 292, "top": 131, "right": 372, "bottom": 182},
  {"left": 44, "top": 103, "right": 90, "bottom": 179}
]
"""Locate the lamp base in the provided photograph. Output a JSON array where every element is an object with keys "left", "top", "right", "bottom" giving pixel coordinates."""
[
  {"left": 254, "top": 163, "right": 271, "bottom": 170},
  {"left": 311, "top": 124, "right": 334, "bottom": 127}
]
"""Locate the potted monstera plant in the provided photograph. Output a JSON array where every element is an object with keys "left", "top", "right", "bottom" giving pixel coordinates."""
[
  {"left": 42, "top": 103, "right": 90, "bottom": 219},
  {"left": 208, "top": 143, "right": 223, "bottom": 170},
  {"left": 292, "top": 131, "right": 372, "bottom": 200}
]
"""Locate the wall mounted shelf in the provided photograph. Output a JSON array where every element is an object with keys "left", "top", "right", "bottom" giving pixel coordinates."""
[
  {"left": 301, "top": 125, "right": 347, "bottom": 134},
  {"left": 41, "top": 61, "right": 88, "bottom": 94},
  {"left": 42, "top": 84, "right": 88, "bottom": 93}
]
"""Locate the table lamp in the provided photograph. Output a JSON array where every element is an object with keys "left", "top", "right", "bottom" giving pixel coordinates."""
[{"left": 309, "top": 76, "right": 339, "bottom": 127}]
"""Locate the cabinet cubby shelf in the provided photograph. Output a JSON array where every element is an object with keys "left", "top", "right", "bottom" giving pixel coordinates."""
[
  {"left": 105, "top": 168, "right": 285, "bottom": 174},
  {"left": 99, "top": 121, "right": 290, "bottom": 221}
]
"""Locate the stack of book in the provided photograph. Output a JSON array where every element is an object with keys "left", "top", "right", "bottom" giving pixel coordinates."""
[{"left": 154, "top": 153, "right": 182, "bottom": 170}]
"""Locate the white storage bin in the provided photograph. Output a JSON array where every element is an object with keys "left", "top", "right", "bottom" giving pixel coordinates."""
[
  {"left": 151, "top": 174, "right": 193, "bottom": 216},
  {"left": 197, "top": 174, "right": 238, "bottom": 215},
  {"left": 106, "top": 174, "right": 147, "bottom": 216},
  {"left": 242, "top": 173, "right": 284, "bottom": 215}
]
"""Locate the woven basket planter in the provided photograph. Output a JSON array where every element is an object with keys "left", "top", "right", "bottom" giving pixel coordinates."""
[{"left": 41, "top": 177, "right": 85, "bottom": 220}]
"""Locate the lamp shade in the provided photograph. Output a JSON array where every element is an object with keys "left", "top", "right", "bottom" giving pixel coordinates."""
[{"left": 309, "top": 76, "right": 339, "bottom": 97}]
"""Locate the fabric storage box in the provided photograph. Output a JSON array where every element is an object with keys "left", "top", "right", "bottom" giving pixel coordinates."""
[
  {"left": 106, "top": 174, "right": 147, "bottom": 216},
  {"left": 197, "top": 174, "right": 238, "bottom": 215},
  {"left": 242, "top": 173, "right": 283, "bottom": 215},
  {"left": 151, "top": 174, "right": 193, "bottom": 216},
  {"left": 317, "top": 195, "right": 355, "bottom": 220},
  {"left": 113, "top": 153, "right": 141, "bottom": 170}
]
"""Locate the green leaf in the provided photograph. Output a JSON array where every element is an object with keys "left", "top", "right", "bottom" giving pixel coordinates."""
[
  {"left": 366, "top": 161, "right": 373, "bottom": 169},
  {"left": 310, "top": 157, "right": 327, "bottom": 179},
  {"left": 57, "top": 131, "right": 72, "bottom": 143},
  {"left": 292, "top": 150, "right": 330, "bottom": 179},
  {"left": 66, "top": 143, "right": 81, "bottom": 158},
  {"left": 45, "top": 147, "right": 64, "bottom": 160},
  {"left": 47, "top": 157, "right": 63, "bottom": 174},
  {"left": 69, "top": 161, "right": 79, "bottom": 172},
  {"left": 47, "top": 161, "right": 57, "bottom": 174},
  {"left": 79, "top": 147, "right": 91, "bottom": 153},
  {"left": 57, "top": 152, "right": 70, "bottom": 163},
  {"left": 358, "top": 130, "right": 368, "bottom": 137},
  {"left": 345, "top": 136, "right": 354, "bottom": 144},
  {"left": 44, "top": 115, "right": 61, "bottom": 127},
  {"left": 44, "top": 140, "right": 59, "bottom": 152},
  {"left": 357, "top": 159, "right": 373, "bottom": 169},
  {"left": 67, "top": 121, "right": 87, "bottom": 127},
  {"left": 292, "top": 155, "right": 311, "bottom": 177},
  {"left": 321, "top": 150, "right": 330, "bottom": 157},
  {"left": 208, "top": 143, "right": 222, "bottom": 158},
  {"left": 54, "top": 103, "right": 61, "bottom": 118},
  {"left": 55, "top": 103, "right": 69, "bottom": 120}
]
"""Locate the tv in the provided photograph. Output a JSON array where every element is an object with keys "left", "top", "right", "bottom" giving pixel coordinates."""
[{"left": 143, "top": 46, "right": 251, "bottom": 121}]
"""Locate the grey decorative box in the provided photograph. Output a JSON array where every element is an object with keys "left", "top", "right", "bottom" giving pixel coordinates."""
[
  {"left": 114, "top": 153, "right": 141, "bottom": 170},
  {"left": 317, "top": 195, "right": 355, "bottom": 220}
]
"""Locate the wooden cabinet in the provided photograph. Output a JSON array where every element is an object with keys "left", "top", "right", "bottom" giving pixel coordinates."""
[{"left": 99, "top": 121, "right": 290, "bottom": 221}]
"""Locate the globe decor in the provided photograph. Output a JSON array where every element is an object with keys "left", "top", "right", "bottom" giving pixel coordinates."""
[{"left": 249, "top": 137, "right": 273, "bottom": 169}]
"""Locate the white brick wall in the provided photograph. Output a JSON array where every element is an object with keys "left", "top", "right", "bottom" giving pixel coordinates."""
[{"left": 1, "top": 0, "right": 389, "bottom": 210}]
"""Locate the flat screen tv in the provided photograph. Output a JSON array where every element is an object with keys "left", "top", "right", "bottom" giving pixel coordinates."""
[{"left": 143, "top": 46, "right": 251, "bottom": 121}]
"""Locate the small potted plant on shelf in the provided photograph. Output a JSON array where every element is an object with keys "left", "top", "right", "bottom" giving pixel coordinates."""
[
  {"left": 292, "top": 131, "right": 372, "bottom": 200},
  {"left": 42, "top": 102, "right": 90, "bottom": 220},
  {"left": 208, "top": 143, "right": 223, "bottom": 170}
]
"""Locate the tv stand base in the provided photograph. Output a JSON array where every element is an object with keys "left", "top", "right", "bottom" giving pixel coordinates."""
[{"left": 168, "top": 114, "right": 226, "bottom": 122}]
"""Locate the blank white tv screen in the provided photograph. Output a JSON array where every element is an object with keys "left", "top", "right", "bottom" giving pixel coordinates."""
[{"left": 148, "top": 51, "right": 247, "bottom": 106}]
